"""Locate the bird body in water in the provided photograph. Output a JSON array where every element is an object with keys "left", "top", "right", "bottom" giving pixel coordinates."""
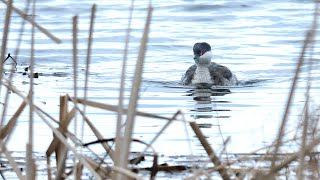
[{"left": 181, "top": 42, "right": 238, "bottom": 86}]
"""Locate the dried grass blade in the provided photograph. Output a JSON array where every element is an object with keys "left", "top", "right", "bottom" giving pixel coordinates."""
[
  {"left": 0, "top": 96, "right": 28, "bottom": 139},
  {"left": 1, "top": 0, "right": 61, "bottom": 43},
  {"left": 1, "top": 143, "right": 25, "bottom": 179},
  {"left": 0, "top": 0, "right": 13, "bottom": 107},
  {"left": 73, "top": 97, "right": 173, "bottom": 121},
  {"left": 26, "top": 0, "right": 37, "bottom": 178},
  {"left": 189, "top": 122, "right": 230, "bottom": 180},
  {"left": 82, "top": 3, "right": 96, "bottom": 141},
  {"left": 115, "top": 0, "right": 135, "bottom": 168},
  {"left": 67, "top": 95, "right": 115, "bottom": 161},
  {"left": 117, "top": 4, "right": 153, "bottom": 173},
  {"left": 271, "top": 28, "right": 315, "bottom": 169},
  {"left": 35, "top": 110, "right": 102, "bottom": 179}
]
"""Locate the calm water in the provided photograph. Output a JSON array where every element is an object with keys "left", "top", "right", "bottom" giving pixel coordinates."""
[{"left": 1, "top": 0, "right": 320, "bottom": 177}]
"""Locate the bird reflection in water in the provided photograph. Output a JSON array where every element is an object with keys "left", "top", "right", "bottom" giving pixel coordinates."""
[{"left": 187, "top": 83, "right": 231, "bottom": 124}]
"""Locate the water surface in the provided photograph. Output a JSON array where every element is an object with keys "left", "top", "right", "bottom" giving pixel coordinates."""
[{"left": 1, "top": 0, "right": 320, "bottom": 178}]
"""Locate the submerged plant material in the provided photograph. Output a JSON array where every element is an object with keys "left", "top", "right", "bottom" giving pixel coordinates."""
[{"left": 0, "top": 0, "right": 320, "bottom": 179}]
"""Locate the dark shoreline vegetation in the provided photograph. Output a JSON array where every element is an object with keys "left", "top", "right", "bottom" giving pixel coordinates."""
[{"left": 0, "top": 0, "right": 320, "bottom": 179}]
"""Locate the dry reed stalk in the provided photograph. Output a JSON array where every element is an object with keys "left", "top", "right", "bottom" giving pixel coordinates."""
[
  {"left": 269, "top": 135, "right": 320, "bottom": 175},
  {"left": 46, "top": 156, "right": 52, "bottom": 180},
  {"left": 0, "top": 80, "right": 99, "bottom": 178},
  {"left": 73, "top": 97, "right": 177, "bottom": 121},
  {"left": 26, "top": 0, "right": 37, "bottom": 178},
  {"left": 297, "top": 3, "right": 319, "bottom": 179},
  {"left": 140, "top": 110, "right": 180, "bottom": 156},
  {"left": 186, "top": 137, "right": 302, "bottom": 179},
  {"left": 55, "top": 96, "right": 69, "bottom": 179},
  {"left": 60, "top": 106, "right": 75, "bottom": 131},
  {"left": 115, "top": 0, "right": 135, "bottom": 169},
  {"left": 72, "top": 14, "right": 80, "bottom": 179},
  {"left": 0, "top": 95, "right": 28, "bottom": 139},
  {"left": 271, "top": 0, "right": 319, "bottom": 170},
  {"left": 55, "top": 145, "right": 68, "bottom": 179},
  {"left": 1, "top": 60, "right": 21, "bottom": 133},
  {"left": 189, "top": 122, "right": 230, "bottom": 180},
  {"left": 0, "top": 0, "right": 12, "bottom": 111},
  {"left": 46, "top": 107, "right": 76, "bottom": 157},
  {"left": 75, "top": 163, "right": 83, "bottom": 180},
  {"left": 297, "top": 97, "right": 309, "bottom": 179},
  {"left": 1, "top": 78, "right": 62, "bottom": 125},
  {"left": 71, "top": 16, "right": 80, "bottom": 175},
  {"left": 82, "top": 3, "right": 96, "bottom": 142},
  {"left": 0, "top": 143, "right": 25, "bottom": 179},
  {"left": 271, "top": 30, "right": 314, "bottom": 168},
  {"left": 67, "top": 95, "right": 116, "bottom": 160},
  {"left": 34, "top": 108, "right": 102, "bottom": 179},
  {"left": 117, "top": 4, "right": 153, "bottom": 176},
  {"left": 14, "top": 0, "right": 32, "bottom": 62},
  {"left": 1, "top": 43, "right": 21, "bottom": 132},
  {"left": 1, "top": 0, "right": 61, "bottom": 44},
  {"left": 72, "top": 15, "right": 79, "bottom": 141}
]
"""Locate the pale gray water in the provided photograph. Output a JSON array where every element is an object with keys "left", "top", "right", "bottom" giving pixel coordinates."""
[{"left": 1, "top": 0, "right": 320, "bottom": 178}]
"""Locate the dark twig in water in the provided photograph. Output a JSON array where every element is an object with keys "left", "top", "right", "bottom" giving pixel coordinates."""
[
  {"left": 3, "top": 53, "right": 17, "bottom": 67},
  {"left": 84, "top": 138, "right": 159, "bottom": 179}
]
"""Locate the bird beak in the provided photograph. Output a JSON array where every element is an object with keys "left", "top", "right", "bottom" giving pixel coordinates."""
[{"left": 193, "top": 54, "right": 200, "bottom": 60}]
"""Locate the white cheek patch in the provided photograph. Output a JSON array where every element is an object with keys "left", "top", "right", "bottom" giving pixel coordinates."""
[
  {"left": 200, "top": 51, "right": 212, "bottom": 60},
  {"left": 198, "top": 51, "right": 212, "bottom": 64}
]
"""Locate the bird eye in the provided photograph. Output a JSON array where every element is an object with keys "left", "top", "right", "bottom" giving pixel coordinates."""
[{"left": 201, "top": 51, "right": 205, "bottom": 56}]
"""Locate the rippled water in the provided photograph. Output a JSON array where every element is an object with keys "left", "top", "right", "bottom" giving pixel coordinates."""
[{"left": 1, "top": 0, "right": 320, "bottom": 177}]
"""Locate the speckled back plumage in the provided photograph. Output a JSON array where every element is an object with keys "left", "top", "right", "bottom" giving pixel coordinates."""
[{"left": 181, "top": 62, "right": 238, "bottom": 86}]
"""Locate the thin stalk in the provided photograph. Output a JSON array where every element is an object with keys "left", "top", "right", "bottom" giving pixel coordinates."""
[
  {"left": 73, "top": 97, "right": 177, "bottom": 121},
  {"left": 115, "top": 0, "right": 135, "bottom": 167},
  {"left": 73, "top": 15, "right": 78, "bottom": 138},
  {"left": 119, "top": 1, "right": 153, "bottom": 162},
  {"left": 118, "top": 3, "right": 153, "bottom": 177},
  {"left": 1, "top": 143, "right": 24, "bottom": 179},
  {"left": 71, "top": 15, "right": 79, "bottom": 179},
  {"left": 298, "top": 3, "right": 318, "bottom": 178},
  {"left": 297, "top": 96, "right": 309, "bottom": 180},
  {"left": 26, "top": 0, "right": 36, "bottom": 179},
  {"left": 271, "top": 29, "right": 314, "bottom": 169},
  {"left": 14, "top": 0, "right": 32, "bottom": 62},
  {"left": 67, "top": 95, "right": 115, "bottom": 161},
  {"left": 1, "top": 0, "right": 31, "bottom": 134},
  {"left": 190, "top": 122, "right": 230, "bottom": 180},
  {"left": 1, "top": 0, "right": 61, "bottom": 43},
  {"left": 271, "top": 1, "right": 319, "bottom": 169},
  {"left": 82, "top": 3, "right": 96, "bottom": 143},
  {"left": 131, "top": 111, "right": 180, "bottom": 165},
  {"left": 35, "top": 109, "right": 102, "bottom": 179},
  {"left": 0, "top": 0, "right": 13, "bottom": 112}
]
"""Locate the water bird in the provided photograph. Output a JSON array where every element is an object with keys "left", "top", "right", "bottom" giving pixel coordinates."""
[{"left": 181, "top": 42, "right": 238, "bottom": 86}]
